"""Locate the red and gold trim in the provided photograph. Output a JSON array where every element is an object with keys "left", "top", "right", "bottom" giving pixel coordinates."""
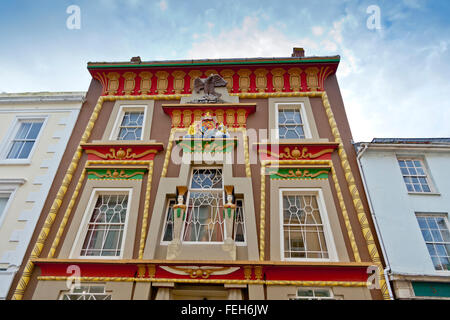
[
  {"left": 88, "top": 62, "right": 338, "bottom": 97},
  {"left": 33, "top": 259, "right": 372, "bottom": 285},
  {"left": 81, "top": 142, "right": 164, "bottom": 161},
  {"left": 162, "top": 103, "right": 256, "bottom": 128},
  {"left": 255, "top": 142, "right": 339, "bottom": 161}
]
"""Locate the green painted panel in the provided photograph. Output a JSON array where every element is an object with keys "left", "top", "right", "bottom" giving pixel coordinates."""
[
  {"left": 87, "top": 168, "right": 146, "bottom": 180},
  {"left": 266, "top": 167, "right": 330, "bottom": 180},
  {"left": 412, "top": 282, "right": 450, "bottom": 298},
  {"left": 176, "top": 139, "right": 237, "bottom": 153}
]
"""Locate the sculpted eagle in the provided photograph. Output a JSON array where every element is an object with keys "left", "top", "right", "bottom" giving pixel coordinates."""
[{"left": 193, "top": 74, "right": 227, "bottom": 99}]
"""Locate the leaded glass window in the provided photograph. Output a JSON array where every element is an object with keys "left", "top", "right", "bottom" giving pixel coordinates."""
[
  {"left": 162, "top": 199, "right": 176, "bottom": 242},
  {"left": 81, "top": 194, "right": 129, "bottom": 257},
  {"left": 61, "top": 285, "right": 111, "bottom": 300},
  {"left": 398, "top": 159, "right": 432, "bottom": 193},
  {"left": 183, "top": 168, "right": 225, "bottom": 242},
  {"left": 117, "top": 111, "right": 144, "bottom": 140},
  {"left": 278, "top": 107, "right": 305, "bottom": 139},
  {"left": 6, "top": 120, "right": 43, "bottom": 159},
  {"left": 233, "top": 199, "right": 246, "bottom": 243},
  {"left": 282, "top": 194, "right": 329, "bottom": 259},
  {"left": 417, "top": 214, "right": 450, "bottom": 271}
]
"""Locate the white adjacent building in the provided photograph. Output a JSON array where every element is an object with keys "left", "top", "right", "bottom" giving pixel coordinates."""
[
  {"left": 356, "top": 138, "right": 450, "bottom": 299},
  {"left": 0, "top": 92, "right": 84, "bottom": 299}
]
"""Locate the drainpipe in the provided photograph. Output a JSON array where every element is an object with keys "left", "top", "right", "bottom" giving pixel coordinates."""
[{"left": 356, "top": 143, "right": 395, "bottom": 300}]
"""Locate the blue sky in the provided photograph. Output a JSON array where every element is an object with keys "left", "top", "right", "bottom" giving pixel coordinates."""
[{"left": 1, "top": 0, "right": 449, "bottom": 141}]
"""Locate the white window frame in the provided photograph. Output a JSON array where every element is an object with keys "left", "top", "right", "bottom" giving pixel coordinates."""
[
  {"left": 0, "top": 116, "right": 47, "bottom": 164},
  {"left": 275, "top": 103, "right": 312, "bottom": 140},
  {"left": 109, "top": 105, "right": 147, "bottom": 141},
  {"left": 397, "top": 157, "right": 436, "bottom": 194},
  {"left": 290, "top": 287, "right": 336, "bottom": 300},
  {"left": 70, "top": 188, "right": 132, "bottom": 260},
  {"left": 181, "top": 167, "right": 226, "bottom": 244},
  {"left": 0, "top": 179, "right": 25, "bottom": 228},
  {"left": 279, "top": 188, "right": 337, "bottom": 262},
  {"left": 59, "top": 284, "right": 112, "bottom": 300},
  {"left": 416, "top": 213, "right": 450, "bottom": 273}
]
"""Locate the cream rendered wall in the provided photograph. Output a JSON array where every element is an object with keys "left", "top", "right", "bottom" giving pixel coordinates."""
[{"left": 0, "top": 92, "right": 84, "bottom": 299}]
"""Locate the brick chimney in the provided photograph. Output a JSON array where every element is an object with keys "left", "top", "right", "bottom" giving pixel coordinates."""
[
  {"left": 130, "top": 56, "right": 142, "bottom": 64},
  {"left": 291, "top": 47, "right": 305, "bottom": 58}
]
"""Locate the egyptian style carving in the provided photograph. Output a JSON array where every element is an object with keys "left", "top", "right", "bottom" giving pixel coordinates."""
[
  {"left": 122, "top": 72, "right": 136, "bottom": 95},
  {"left": 220, "top": 69, "right": 235, "bottom": 92},
  {"left": 190, "top": 74, "right": 228, "bottom": 103},
  {"left": 237, "top": 69, "right": 251, "bottom": 93},
  {"left": 226, "top": 109, "right": 236, "bottom": 127},
  {"left": 106, "top": 72, "right": 120, "bottom": 95},
  {"left": 188, "top": 70, "right": 203, "bottom": 92},
  {"left": 237, "top": 109, "right": 247, "bottom": 127},
  {"left": 305, "top": 67, "right": 319, "bottom": 91},
  {"left": 172, "top": 70, "right": 186, "bottom": 94},
  {"left": 254, "top": 68, "right": 268, "bottom": 93},
  {"left": 182, "top": 110, "right": 192, "bottom": 128},
  {"left": 215, "top": 109, "right": 225, "bottom": 124},
  {"left": 193, "top": 109, "right": 202, "bottom": 122},
  {"left": 271, "top": 68, "right": 286, "bottom": 92},
  {"left": 288, "top": 67, "right": 303, "bottom": 92},
  {"left": 171, "top": 110, "right": 181, "bottom": 127},
  {"left": 138, "top": 72, "right": 153, "bottom": 94},
  {"left": 155, "top": 71, "right": 169, "bottom": 94}
]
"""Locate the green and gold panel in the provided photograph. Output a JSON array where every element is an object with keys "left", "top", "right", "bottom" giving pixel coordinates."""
[
  {"left": 176, "top": 138, "right": 238, "bottom": 153},
  {"left": 266, "top": 167, "right": 330, "bottom": 180},
  {"left": 87, "top": 168, "right": 146, "bottom": 180}
]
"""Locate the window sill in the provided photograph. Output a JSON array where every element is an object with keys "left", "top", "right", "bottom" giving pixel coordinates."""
[
  {"left": 0, "top": 159, "right": 31, "bottom": 165},
  {"left": 407, "top": 192, "right": 441, "bottom": 196}
]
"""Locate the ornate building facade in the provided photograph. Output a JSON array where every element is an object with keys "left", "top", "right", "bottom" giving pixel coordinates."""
[{"left": 9, "top": 49, "right": 389, "bottom": 300}]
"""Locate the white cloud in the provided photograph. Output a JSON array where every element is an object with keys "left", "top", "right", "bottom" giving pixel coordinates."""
[
  {"left": 187, "top": 13, "right": 450, "bottom": 141},
  {"left": 312, "top": 26, "right": 324, "bottom": 36}
]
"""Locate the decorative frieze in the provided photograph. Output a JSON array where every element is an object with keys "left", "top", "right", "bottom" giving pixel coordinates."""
[
  {"left": 237, "top": 69, "right": 252, "bottom": 93},
  {"left": 138, "top": 72, "right": 153, "bottom": 94},
  {"left": 271, "top": 68, "right": 286, "bottom": 92},
  {"left": 288, "top": 67, "right": 302, "bottom": 92},
  {"left": 171, "top": 70, "right": 186, "bottom": 94},
  {"left": 90, "top": 64, "right": 337, "bottom": 96},
  {"left": 87, "top": 168, "right": 146, "bottom": 180},
  {"left": 122, "top": 72, "right": 136, "bottom": 95},
  {"left": 255, "top": 142, "right": 339, "bottom": 161},
  {"left": 266, "top": 167, "right": 330, "bottom": 180},
  {"left": 155, "top": 71, "right": 169, "bottom": 94}
]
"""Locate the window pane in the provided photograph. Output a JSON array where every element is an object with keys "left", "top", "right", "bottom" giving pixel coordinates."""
[
  {"left": 0, "top": 196, "right": 10, "bottom": 218},
  {"left": 16, "top": 122, "right": 31, "bottom": 139},
  {"left": 6, "top": 141, "right": 24, "bottom": 159},
  {"left": 18, "top": 141, "right": 34, "bottom": 159},
  {"left": 27, "top": 122, "right": 43, "bottom": 139}
]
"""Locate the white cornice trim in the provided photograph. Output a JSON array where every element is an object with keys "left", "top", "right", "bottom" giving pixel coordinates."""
[
  {"left": 0, "top": 93, "right": 85, "bottom": 104},
  {"left": 0, "top": 178, "right": 26, "bottom": 185},
  {"left": 358, "top": 143, "right": 450, "bottom": 154}
]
